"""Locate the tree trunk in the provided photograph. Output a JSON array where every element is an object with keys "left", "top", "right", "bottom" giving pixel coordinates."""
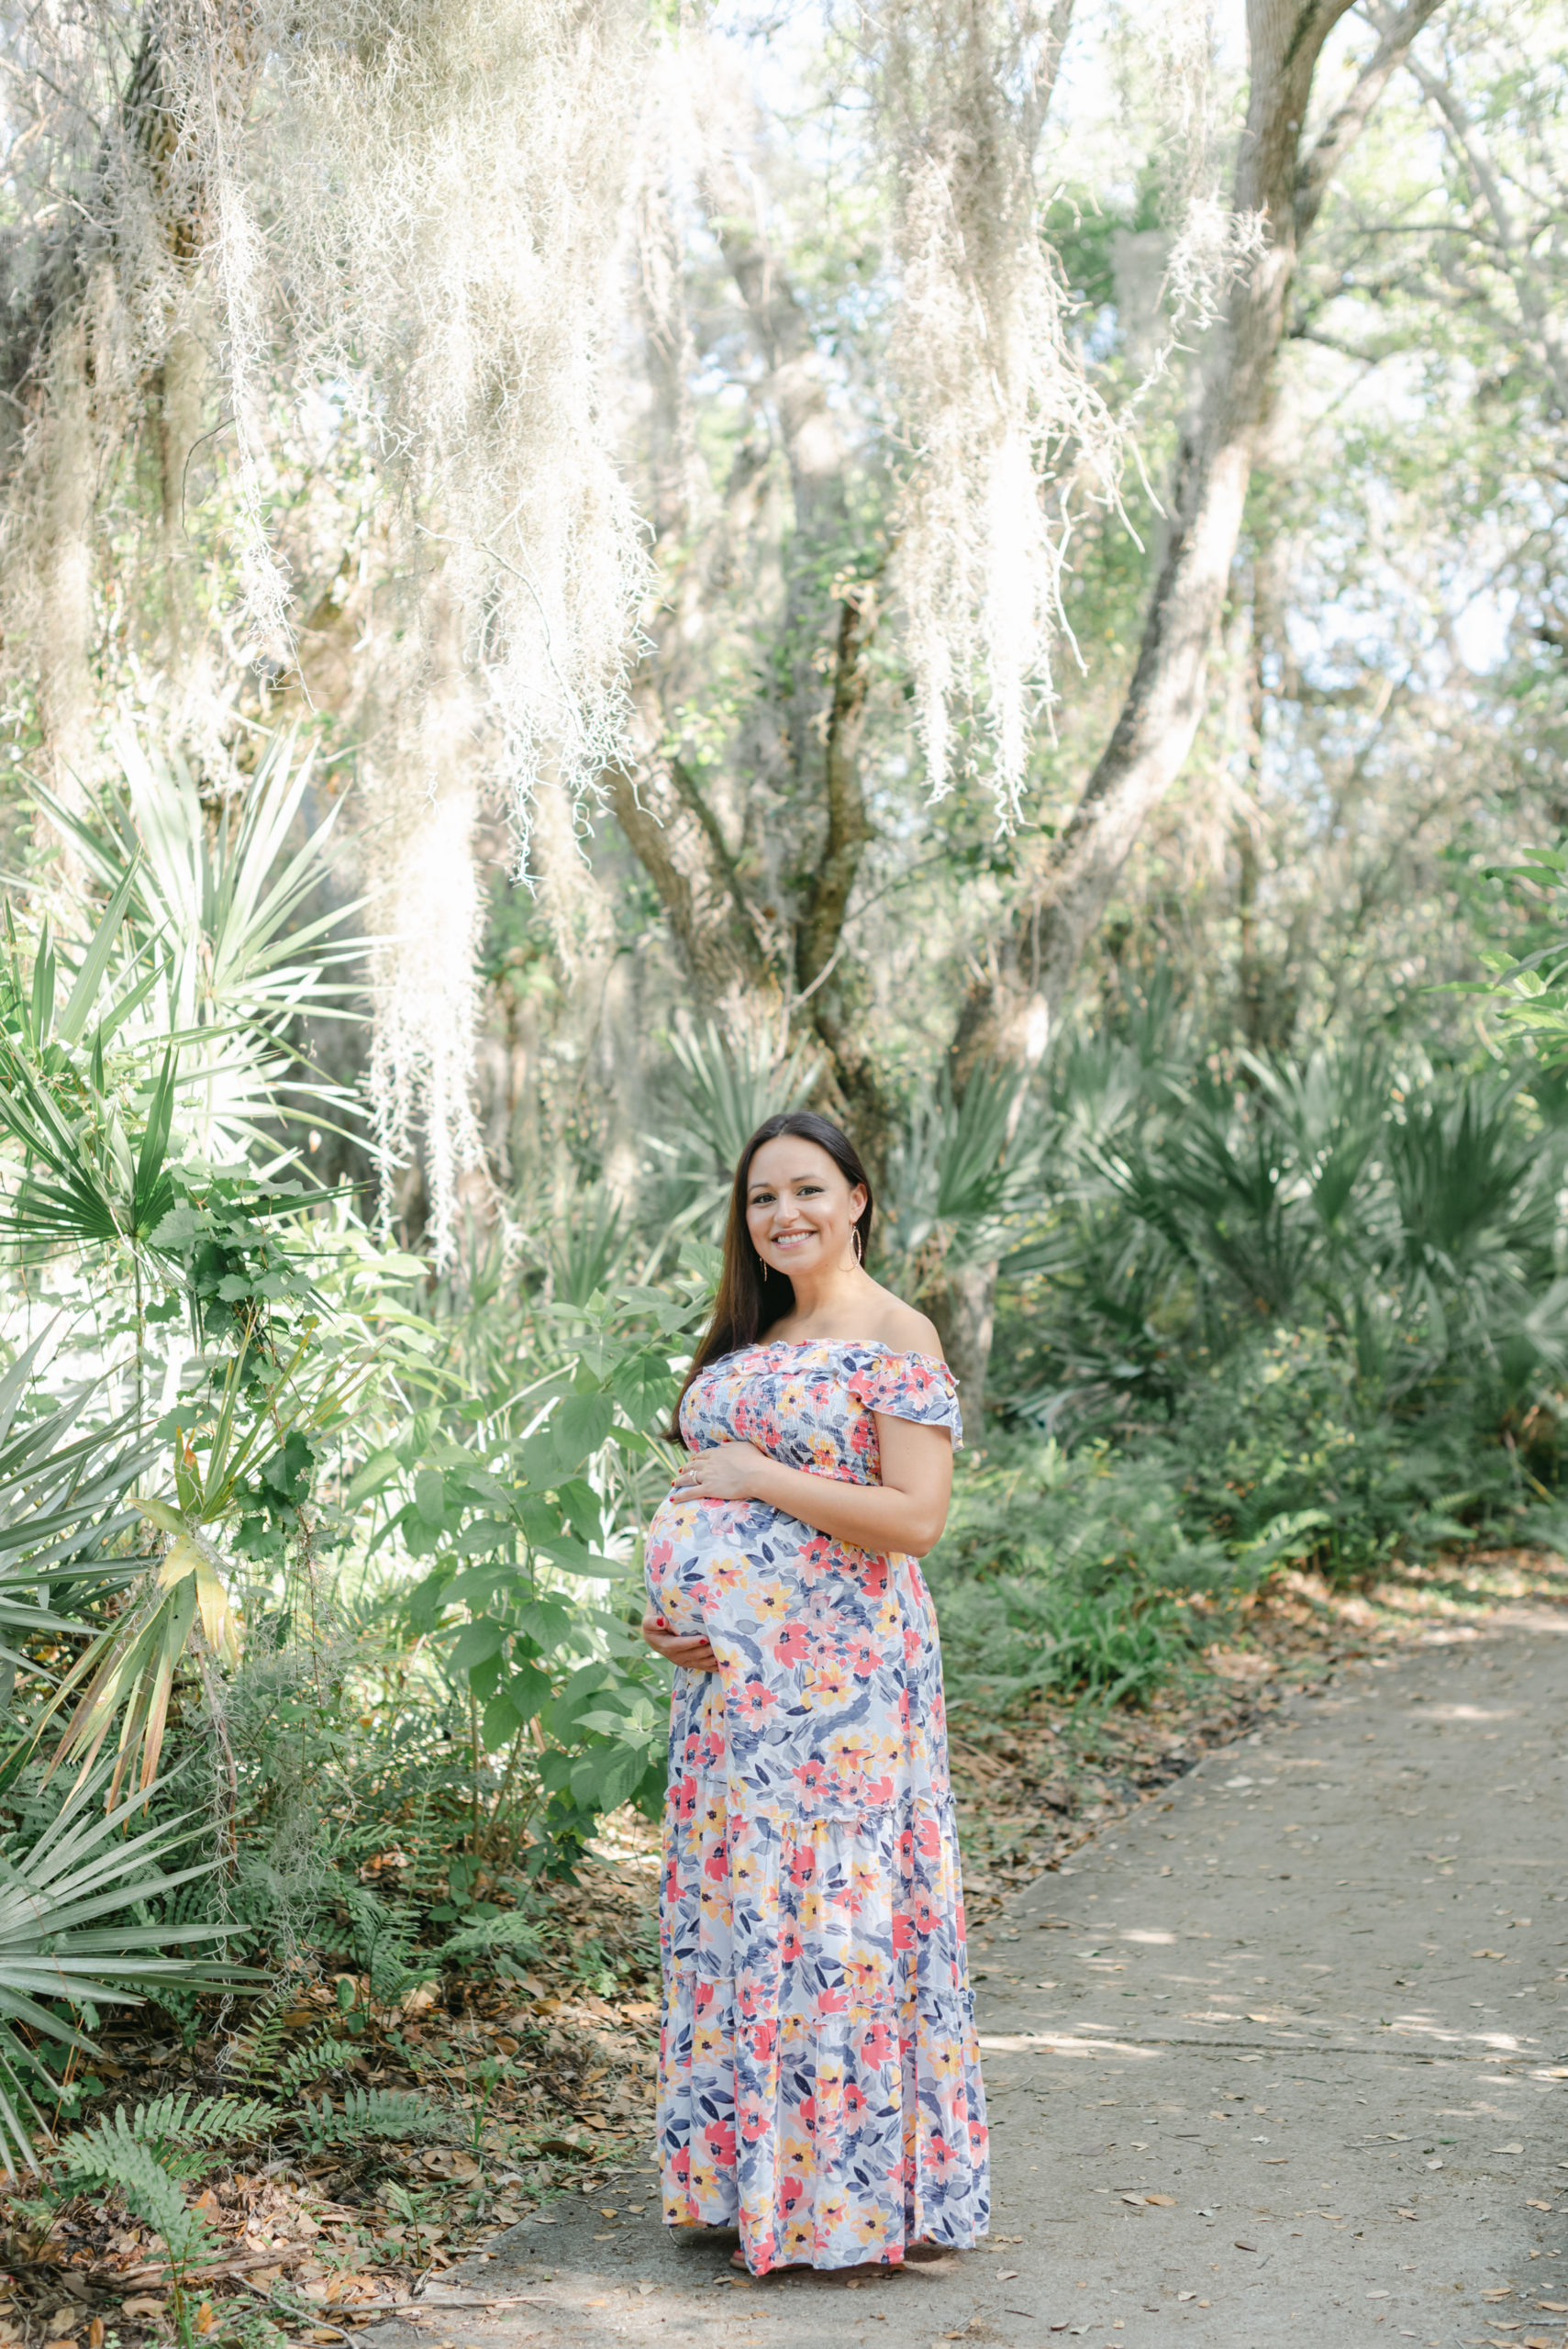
[
  {"left": 612, "top": 111, "right": 894, "bottom": 1158},
  {"left": 606, "top": 674, "right": 781, "bottom": 1022},
  {"left": 929, "top": 1260, "right": 996, "bottom": 1424},
  {"left": 948, "top": 0, "right": 1445, "bottom": 1392},
  {"left": 6, "top": 6, "right": 262, "bottom": 808}
]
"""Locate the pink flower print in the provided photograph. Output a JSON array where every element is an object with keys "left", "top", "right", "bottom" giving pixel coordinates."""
[
  {"left": 859, "top": 2021, "right": 895, "bottom": 2066},
  {"left": 916, "top": 1816, "right": 941, "bottom": 1860},
  {"left": 797, "top": 2095, "right": 817, "bottom": 2136},
  {"left": 863, "top": 1773, "right": 895, "bottom": 1807},
  {"left": 773, "top": 1624, "right": 812, "bottom": 1668},
  {"left": 892, "top": 1908, "right": 915, "bottom": 1953},
  {"left": 780, "top": 2175, "right": 805, "bottom": 2217},
  {"left": 693, "top": 1977, "right": 718, "bottom": 2015},
  {"left": 794, "top": 1756, "right": 828, "bottom": 1796},
  {"left": 779, "top": 1920, "right": 804, "bottom": 1965},
  {"left": 704, "top": 2119, "right": 737, "bottom": 2166},
  {"left": 902, "top": 1626, "right": 922, "bottom": 1663},
  {"left": 927, "top": 2133, "right": 957, "bottom": 2180},
  {"left": 750, "top": 2018, "right": 778, "bottom": 2062},
  {"left": 968, "top": 2117, "right": 987, "bottom": 2158},
  {"left": 703, "top": 1843, "right": 730, "bottom": 1890},
  {"left": 897, "top": 1825, "right": 916, "bottom": 1876},
  {"left": 732, "top": 1678, "right": 778, "bottom": 1726},
  {"left": 740, "top": 2095, "right": 770, "bottom": 2144},
  {"left": 673, "top": 2146, "right": 691, "bottom": 2184},
  {"left": 843, "top": 2080, "right": 867, "bottom": 2122},
  {"left": 913, "top": 1892, "right": 937, "bottom": 1935},
  {"left": 737, "top": 1979, "right": 762, "bottom": 2021},
  {"left": 675, "top": 1775, "right": 698, "bottom": 1821},
  {"left": 848, "top": 1638, "right": 880, "bottom": 1680},
  {"left": 816, "top": 1981, "right": 848, "bottom": 2015},
  {"left": 788, "top": 1844, "right": 816, "bottom": 1888}
]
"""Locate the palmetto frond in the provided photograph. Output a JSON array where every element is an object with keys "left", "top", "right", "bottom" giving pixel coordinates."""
[
  {"left": 26, "top": 726, "right": 368, "bottom": 1171},
  {"left": 0, "top": 1776, "right": 250, "bottom": 2174},
  {"left": 0, "top": 1333, "right": 152, "bottom": 1687}
]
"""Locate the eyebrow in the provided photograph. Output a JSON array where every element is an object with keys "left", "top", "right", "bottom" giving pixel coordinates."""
[{"left": 747, "top": 1170, "right": 829, "bottom": 1192}]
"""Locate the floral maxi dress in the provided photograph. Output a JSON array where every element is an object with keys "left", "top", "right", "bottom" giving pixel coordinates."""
[{"left": 643, "top": 1340, "right": 990, "bottom": 2274}]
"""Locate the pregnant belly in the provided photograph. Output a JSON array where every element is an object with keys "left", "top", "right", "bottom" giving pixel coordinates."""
[{"left": 645, "top": 1492, "right": 775, "bottom": 1642}]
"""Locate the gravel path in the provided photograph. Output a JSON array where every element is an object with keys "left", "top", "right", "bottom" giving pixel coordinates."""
[{"left": 360, "top": 1616, "right": 1568, "bottom": 2349}]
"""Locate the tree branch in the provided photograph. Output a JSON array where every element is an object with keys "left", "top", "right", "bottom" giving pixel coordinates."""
[{"left": 1295, "top": 0, "right": 1445, "bottom": 241}]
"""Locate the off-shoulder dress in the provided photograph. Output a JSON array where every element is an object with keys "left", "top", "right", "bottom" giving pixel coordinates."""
[{"left": 643, "top": 1338, "right": 989, "bottom": 2275}]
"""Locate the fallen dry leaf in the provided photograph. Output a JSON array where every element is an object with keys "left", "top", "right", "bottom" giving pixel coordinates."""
[
  {"left": 1483, "top": 2287, "right": 1516, "bottom": 2299},
  {"left": 1534, "top": 2302, "right": 1568, "bottom": 2313},
  {"left": 119, "top": 2301, "right": 167, "bottom": 2321},
  {"left": 1526, "top": 2201, "right": 1555, "bottom": 2212},
  {"left": 1143, "top": 2195, "right": 1175, "bottom": 2208},
  {"left": 1473, "top": 1949, "right": 1507, "bottom": 1961}
]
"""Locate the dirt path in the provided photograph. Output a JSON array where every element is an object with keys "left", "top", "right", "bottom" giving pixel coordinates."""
[{"left": 359, "top": 1616, "right": 1568, "bottom": 2349}]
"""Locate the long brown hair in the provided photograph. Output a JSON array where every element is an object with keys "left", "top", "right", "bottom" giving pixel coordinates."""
[{"left": 669, "top": 1111, "right": 873, "bottom": 1440}]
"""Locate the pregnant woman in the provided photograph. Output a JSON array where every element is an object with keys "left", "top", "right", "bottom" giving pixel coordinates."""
[{"left": 640, "top": 1109, "right": 989, "bottom": 2277}]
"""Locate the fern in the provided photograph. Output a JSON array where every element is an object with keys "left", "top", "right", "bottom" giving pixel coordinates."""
[
  {"left": 220, "top": 1994, "right": 293, "bottom": 2085},
  {"left": 439, "top": 1911, "right": 542, "bottom": 1965},
  {"left": 336, "top": 1886, "right": 439, "bottom": 2009},
  {"left": 57, "top": 2117, "right": 215, "bottom": 2271},
  {"left": 299, "top": 2087, "right": 448, "bottom": 2152},
  {"left": 105, "top": 2091, "right": 275, "bottom": 2154},
  {"left": 272, "top": 2027, "right": 353, "bottom": 2098}
]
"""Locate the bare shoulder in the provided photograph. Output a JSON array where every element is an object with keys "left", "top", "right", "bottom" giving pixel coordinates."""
[{"left": 868, "top": 1290, "right": 945, "bottom": 1361}]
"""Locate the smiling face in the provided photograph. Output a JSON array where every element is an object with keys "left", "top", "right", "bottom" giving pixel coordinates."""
[{"left": 745, "top": 1134, "right": 867, "bottom": 1284}]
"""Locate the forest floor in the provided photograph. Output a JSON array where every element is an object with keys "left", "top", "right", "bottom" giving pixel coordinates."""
[{"left": 4, "top": 1547, "right": 1565, "bottom": 2349}]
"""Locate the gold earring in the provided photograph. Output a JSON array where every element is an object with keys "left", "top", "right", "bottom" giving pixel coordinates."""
[{"left": 852, "top": 1228, "right": 863, "bottom": 1265}]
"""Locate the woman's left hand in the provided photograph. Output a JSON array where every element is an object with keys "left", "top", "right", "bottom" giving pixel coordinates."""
[{"left": 670, "top": 1442, "right": 773, "bottom": 1504}]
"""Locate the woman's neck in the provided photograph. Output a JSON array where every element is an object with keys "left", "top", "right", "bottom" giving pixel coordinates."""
[{"left": 765, "top": 1264, "right": 880, "bottom": 1339}]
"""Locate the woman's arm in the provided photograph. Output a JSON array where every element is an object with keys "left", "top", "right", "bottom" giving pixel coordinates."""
[{"left": 668, "top": 1415, "right": 954, "bottom": 1558}]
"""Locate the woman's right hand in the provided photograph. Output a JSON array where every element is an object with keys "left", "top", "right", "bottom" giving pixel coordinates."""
[{"left": 640, "top": 1608, "right": 718, "bottom": 1675}]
